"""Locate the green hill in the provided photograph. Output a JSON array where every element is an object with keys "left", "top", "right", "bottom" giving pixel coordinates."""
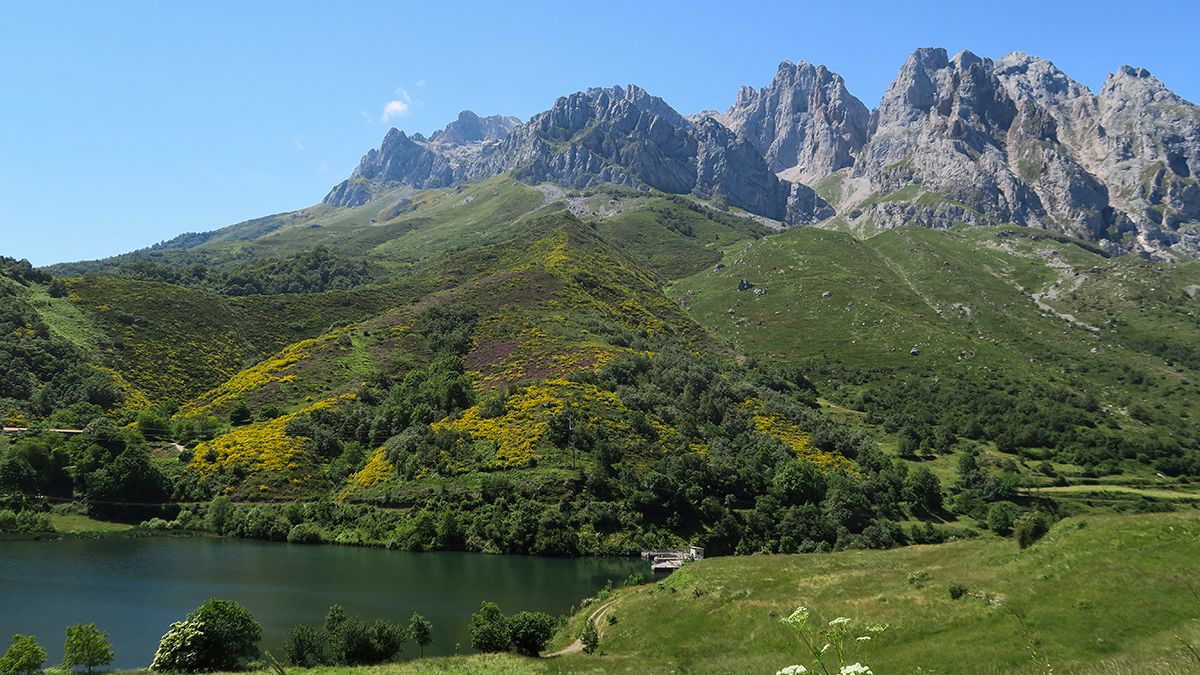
[
  {"left": 540, "top": 511, "right": 1200, "bottom": 673},
  {"left": 3, "top": 175, "right": 1199, "bottom": 559}
]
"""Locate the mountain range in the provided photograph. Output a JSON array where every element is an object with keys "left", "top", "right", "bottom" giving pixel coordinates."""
[
  {"left": 325, "top": 48, "right": 1200, "bottom": 260},
  {"left": 3, "top": 46, "right": 1198, "bottom": 560}
]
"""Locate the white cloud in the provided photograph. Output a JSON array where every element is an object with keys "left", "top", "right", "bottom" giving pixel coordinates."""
[
  {"left": 381, "top": 99, "right": 410, "bottom": 122},
  {"left": 415, "top": 78, "right": 427, "bottom": 87},
  {"left": 293, "top": 138, "right": 306, "bottom": 151}
]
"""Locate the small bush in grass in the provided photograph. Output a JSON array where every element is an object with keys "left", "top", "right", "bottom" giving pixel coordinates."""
[
  {"left": 948, "top": 583, "right": 968, "bottom": 600},
  {"left": 580, "top": 619, "right": 599, "bottom": 655},
  {"left": 507, "top": 612, "right": 557, "bottom": 657},
  {"left": 1013, "top": 511, "right": 1052, "bottom": 549},
  {"left": 469, "top": 602, "right": 510, "bottom": 653}
]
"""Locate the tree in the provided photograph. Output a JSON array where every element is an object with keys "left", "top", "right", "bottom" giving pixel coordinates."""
[
  {"left": 580, "top": 618, "right": 599, "bottom": 655},
  {"left": 63, "top": 624, "right": 114, "bottom": 673},
  {"left": 0, "top": 635, "right": 46, "bottom": 675},
  {"left": 904, "top": 466, "right": 943, "bottom": 513},
  {"left": 986, "top": 502, "right": 1023, "bottom": 536},
  {"left": 409, "top": 613, "right": 432, "bottom": 657},
  {"left": 151, "top": 598, "right": 261, "bottom": 672},
  {"left": 507, "top": 611, "right": 557, "bottom": 657},
  {"left": 468, "top": 602, "right": 510, "bottom": 653},
  {"left": 770, "top": 460, "right": 826, "bottom": 506},
  {"left": 229, "top": 401, "right": 252, "bottom": 426}
]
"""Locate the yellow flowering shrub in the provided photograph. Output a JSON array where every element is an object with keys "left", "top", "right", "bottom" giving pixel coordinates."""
[
  {"left": 180, "top": 328, "right": 352, "bottom": 418},
  {"left": 347, "top": 448, "right": 395, "bottom": 488},
  {"left": 435, "top": 378, "right": 680, "bottom": 469},
  {"left": 743, "top": 399, "right": 856, "bottom": 474},
  {"left": 189, "top": 395, "right": 354, "bottom": 482},
  {"left": 468, "top": 326, "right": 635, "bottom": 390}
]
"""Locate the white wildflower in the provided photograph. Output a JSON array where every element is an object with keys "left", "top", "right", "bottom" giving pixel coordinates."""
[
  {"left": 856, "top": 635, "right": 871, "bottom": 641},
  {"left": 839, "top": 664, "right": 873, "bottom": 675},
  {"left": 829, "top": 616, "right": 852, "bottom": 627},
  {"left": 776, "top": 666, "right": 808, "bottom": 675},
  {"left": 782, "top": 606, "right": 810, "bottom": 627}
]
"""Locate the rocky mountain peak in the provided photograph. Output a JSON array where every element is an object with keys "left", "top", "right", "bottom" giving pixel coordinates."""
[
  {"left": 723, "top": 58, "right": 869, "bottom": 181},
  {"left": 323, "top": 51, "right": 1200, "bottom": 259},
  {"left": 429, "top": 110, "right": 521, "bottom": 146}
]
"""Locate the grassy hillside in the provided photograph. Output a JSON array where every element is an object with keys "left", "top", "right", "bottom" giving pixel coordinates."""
[
  {"left": 536, "top": 511, "right": 1200, "bottom": 673},
  {"left": 668, "top": 225, "right": 1200, "bottom": 478}
]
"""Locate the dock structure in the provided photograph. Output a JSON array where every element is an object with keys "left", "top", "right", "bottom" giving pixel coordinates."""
[{"left": 642, "top": 545, "right": 705, "bottom": 572}]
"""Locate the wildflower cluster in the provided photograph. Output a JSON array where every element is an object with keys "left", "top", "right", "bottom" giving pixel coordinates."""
[{"left": 779, "top": 606, "right": 887, "bottom": 675}]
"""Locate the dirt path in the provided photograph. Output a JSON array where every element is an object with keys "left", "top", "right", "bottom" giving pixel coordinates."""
[{"left": 544, "top": 594, "right": 626, "bottom": 657}]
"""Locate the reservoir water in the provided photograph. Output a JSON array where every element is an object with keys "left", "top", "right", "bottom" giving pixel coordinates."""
[{"left": 0, "top": 536, "right": 645, "bottom": 668}]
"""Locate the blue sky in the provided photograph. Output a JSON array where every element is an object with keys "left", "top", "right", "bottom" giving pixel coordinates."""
[{"left": 4, "top": 0, "right": 1197, "bottom": 266}]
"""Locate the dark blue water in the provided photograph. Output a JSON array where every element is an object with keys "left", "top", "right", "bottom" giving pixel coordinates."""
[{"left": 0, "top": 536, "right": 644, "bottom": 668}]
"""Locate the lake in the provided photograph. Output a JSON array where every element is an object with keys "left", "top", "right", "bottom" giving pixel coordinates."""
[{"left": 0, "top": 536, "right": 646, "bottom": 668}]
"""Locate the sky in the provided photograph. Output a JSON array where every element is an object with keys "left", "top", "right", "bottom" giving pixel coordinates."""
[{"left": 3, "top": 0, "right": 1198, "bottom": 266}]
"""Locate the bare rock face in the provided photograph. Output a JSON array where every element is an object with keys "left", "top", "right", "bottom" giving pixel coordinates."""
[
  {"left": 428, "top": 110, "right": 520, "bottom": 146},
  {"left": 723, "top": 60, "right": 870, "bottom": 182},
  {"left": 847, "top": 48, "right": 1200, "bottom": 258},
  {"left": 327, "top": 86, "right": 831, "bottom": 224},
  {"left": 324, "top": 52, "right": 1199, "bottom": 258},
  {"left": 324, "top": 129, "right": 455, "bottom": 207}
]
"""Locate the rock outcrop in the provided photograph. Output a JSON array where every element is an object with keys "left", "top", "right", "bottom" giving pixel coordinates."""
[
  {"left": 722, "top": 60, "right": 870, "bottom": 183},
  {"left": 324, "top": 51, "right": 1200, "bottom": 258},
  {"left": 326, "top": 88, "right": 831, "bottom": 224}
]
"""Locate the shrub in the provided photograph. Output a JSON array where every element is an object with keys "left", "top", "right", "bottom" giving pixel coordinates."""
[
  {"left": 507, "top": 611, "right": 557, "bottom": 657},
  {"left": 986, "top": 502, "right": 1023, "bottom": 536},
  {"left": 948, "top": 583, "right": 968, "bottom": 600},
  {"left": 284, "top": 624, "right": 328, "bottom": 667},
  {"left": 468, "top": 602, "right": 510, "bottom": 653},
  {"left": 328, "top": 617, "right": 407, "bottom": 665},
  {"left": 409, "top": 613, "right": 432, "bottom": 657},
  {"left": 0, "top": 635, "right": 46, "bottom": 675},
  {"left": 287, "top": 522, "right": 324, "bottom": 544},
  {"left": 905, "top": 570, "right": 931, "bottom": 588},
  {"left": 151, "top": 598, "right": 261, "bottom": 672},
  {"left": 580, "top": 618, "right": 600, "bottom": 655},
  {"left": 1013, "top": 511, "right": 1052, "bottom": 549},
  {"left": 63, "top": 624, "right": 114, "bottom": 673}
]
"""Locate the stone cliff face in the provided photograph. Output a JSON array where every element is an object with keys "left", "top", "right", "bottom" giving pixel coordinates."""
[
  {"left": 722, "top": 60, "right": 870, "bottom": 183},
  {"left": 326, "top": 86, "right": 831, "bottom": 224},
  {"left": 325, "top": 51, "right": 1200, "bottom": 258}
]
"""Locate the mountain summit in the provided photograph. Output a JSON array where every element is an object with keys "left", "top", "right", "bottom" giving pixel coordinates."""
[{"left": 323, "top": 49, "right": 1200, "bottom": 259}]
